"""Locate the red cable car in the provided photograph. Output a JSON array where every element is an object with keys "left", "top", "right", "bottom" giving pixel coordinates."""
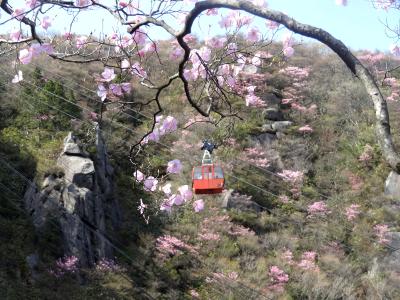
[{"left": 192, "top": 150, "right": 224, "bottom": 194}]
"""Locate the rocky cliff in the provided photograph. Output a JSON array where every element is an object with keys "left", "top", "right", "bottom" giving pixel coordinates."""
[{"left": 24, "top": 127, "right": 120, "bottom": 266}]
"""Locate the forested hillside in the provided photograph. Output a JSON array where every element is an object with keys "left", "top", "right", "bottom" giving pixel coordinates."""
[
  {"left": 1, "top": 0, "right": 400, "bottom": 299},
  {"left": 0, "top": 40, "right": 399, "bottom": 299}
]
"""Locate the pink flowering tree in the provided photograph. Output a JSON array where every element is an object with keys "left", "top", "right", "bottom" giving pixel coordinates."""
[{"left": 1, "top": 0, "right": 400, "bottom": 174}]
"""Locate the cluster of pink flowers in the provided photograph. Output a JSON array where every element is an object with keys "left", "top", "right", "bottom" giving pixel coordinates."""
[
  {"left": 96, "top": 258, "right": 124, "bottom": 273},
  {"left": 383, "top": 77, "right": 400, "bottom": 101},
  {"left": 50, "top": 255, "right": 79, "bottom": 278},
  {"left": 359, "top": 144, "right": 374, "bottom": 162},
  {"left": 298, "top": 124, "right": 313, "bottom": 133},
  {"left": 347, "top": 172, "right": 363, "bottom": 191},
  {"left": 141, "top": 115, "right": 178, "bottom": 144},
  {"left": 297, "top": 251, "right": 318, "bottom": 271},
  {"left": 374, "top": 224, "right": 390, "bottom": 245},
  {"left": 375, "top": 0, "right": 396, "bottom": 10},
  {"left": 198, "top": 232, "right": 221, "bottom": 241},
  {"left": 241, "top": 147, "right": 270, "bottom": 167},
  {"left": 155, "top": 235, "right": 197, "bottom": 261},
  {"left": 159, "top": 183, "right": 194, "bottom": 212},
  {"left": 345, "top": 204, "right": 361, "bottom": 221},
  {"left": 307, "top": 201, "right": 330, "bottom": 217},
  {"left": 282, "top": 33, "right": 295, "bottom": 57},
  {"left": 95, "top": 68, "right": 131, "bottom": 102},
  {"left": 280, "top": 249, "right": 319, "bottom": 271},
  {"left": 277, "top": 170, "right": 304, "bottom": 185},
  {"left": 19, "top": 43, "right": 54, "bottom": 64},
  {"left": 268, "top": 266, "right": 289, "bottom": 292}
]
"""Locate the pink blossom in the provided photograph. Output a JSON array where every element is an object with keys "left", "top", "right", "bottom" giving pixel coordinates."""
[
  {"left": 97, "top": 84, "right": 107, "bottom": 101},
  {"left": 193, "top": 199, "right": 205, "bottom": 212},
  {"left": 170, "top": 47, "right": 184, "bottom": 60},
  {"left": 63, "top": 32, "right": 73, "bottom": 40},
  {"left": 133, "top": 170, "right": 145, "bottom": 182},
  {"left": 277, "top": 170, "right": 304, "bottom": 185},
  {"left": 11, "top": 70, "right": 23, "bottom": 84},
  {"left": 247, "top": 27, "right": 261, "bottom": 43},
  {"left": 76, "top": 36, "right": 87, "bottom": 49},
  {"left": 198, "top": 232, "right": 220, "bottom": 241},
  {"left": 169, "top": 194, "right": 184, "bottom": 206},
  {"left": 374, "top": 224, "right": 389, "bottom": 244},
  {"left": 25, "top": 0, "right": 39, "bottom": 9},
  {"left": 190, "top": 290, "right": 200, "bottom": 298},
  {"left": 19, "top": 48, "right": 32, "bottom": 64},
  {"left": 50, "top": 256, "right": 79, "bottom": 277},
  {"left": 143, "top": 176, "right": 158, "bottom": 192},
  {"left": 298, "top": 251, "right": 318, "bottom": 271},
  {"left": 205, "top": 36, "right": 227, "bottom": 48},
  {"left": 307, "top": 201, "right": 330, "bottom": 217},
  {"left": 160, "top": 199, "right": 173, "bottom": 213},
  {"left": 219, "top": 14, "right": 234, "bottom": 28},
  {"left": 206, "top": 8, "right": 218, "bottom": 15},
  {"left": 345, "top": 204, "right": 361, "bottom": 221},
  {"left": 178, "top": 185, "right": 192, "bottom": 201},
  {"left": 96, "top": 258, "right": 123, "bottom": 273},
  {"left": 167, "top": 159, "right": 182, "bottom": 174},
  {"left": 336, "top": 0, "right": 348, "bottom": 6},
  {"left": 298, "top": 124, "right": 313, "bottom": 133},
  {"left": 101, "top": 68, "right": 116, "bottom": 82},
  {"left": 266, "top": 20, "right": 279, "bottom": 30},
  {"left": 268, "top": 266, "right": 289, "bottom": 291},
  {"left": 161, "top": 183, "right": 172, "bottom": 195},
  {"left": 131, "top": 62, "right": 147, "bottom": 78},
  {"left": 279, "top": 195, "right": 289, "bottom": 203},
  {"left": 359, "top": 144, "right": 373, "bottom": 162},
  {"left": 12, "top": 8, "right": 25, "bottom": 21},
  {"left": 110, "top": 84, "right": 123, "bottom": 96},
  {"left": 161, "top": 116, "right": 178, "bottom": 133},
  {"left": 75, "top": 0, "right": 92, "bottom": 7},
  {"left": 10, "top": 30, "right": 22, "bottom": 42},
  {"left": 41, "top": 16, "right": 52, "bottom": 30},
  {"left": 283, "top": 46, "right": 295, "bottom": 57},
  {"left": 227, "top": 43, "right": 238, "bottom": 55},
  {"left": 281, "top": 249, "right": 294, "bottom": 265}
]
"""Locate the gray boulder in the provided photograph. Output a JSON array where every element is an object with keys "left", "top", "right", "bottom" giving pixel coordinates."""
[
  {"left": 271, "top": 121, "right": 293, "bottom": 132},
  {"left": 385, "top": 171, "right": 400, "bottom": 200},
  {"left": 263, "top": 108, "right": 284, "bottom": 121},
  {"left": 222, "top": 189, "right": 262, "bottom": 212}
]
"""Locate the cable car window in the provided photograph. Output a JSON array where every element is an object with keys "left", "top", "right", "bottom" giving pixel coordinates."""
[
  {"left": 214, "top": 166, "right": 224, "bottom": 179},
  {"left": 203, "top": 166, "right": 213, "bottom": 179},
  {"left": 193, "top": 167, "right": 202, "bottom": 179}
]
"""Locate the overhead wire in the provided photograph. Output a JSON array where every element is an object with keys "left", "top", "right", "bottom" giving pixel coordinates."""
[
  {"left": 1, "top": 68, "right": 397, "bottom": 254},
  {"left": 0, "top": 74, "right": 272, "bottom": 300}
]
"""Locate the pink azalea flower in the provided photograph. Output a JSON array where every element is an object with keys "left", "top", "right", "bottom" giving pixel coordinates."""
[
  {"left": 76, "top": 36, "right": 87, "bottom": 49},
  {"left": 41, "top": 16, "right": 52, "bottom": 30},
  {"left": 170, "top": 194, "right": 184, "bottom": 206},
  {"left": 266, "top": 20, "right": 279, "bottom": 30},
  {"left": 144, "top": 176, "right": 158, "bottom": 192},
  {"left": 25, "top": 0, "right": 39, "bottom": 9},
  {"left": 178, "top": 185, "right": 192, "bottom": 201},
  {"left": 170, "top": 47, "right": 184, "bottom": 60},
  {"left": 97, "top": 84, "right": 107, "bottom": 101},
  {"left": 121, "top": 82, "right": 131, "bottom": 94},
  {"left": 63, "top": 32, "right": 73, "bottom": 40},
  {"left": 133, "top": 170, "right": 145, "bottom": 182},
  {"left": 12, "top": 8, "right": 25, "bottom": 21},
  {"left": 161, "top": 183, "right": 172, "bottom": 195},
  {"left": 121, "top": 59, "right": 130, "bottom": 70},
  {"left": 147, "top": 128, "right": 160, "bottom": 142},
  {"left": 161, "top": 116, "right": 178, "bottom": 133},
  {"left": 75, "top": 0, "right": 91, "bottom": 7},
  {"left": 19, "top": 48, "right": 32, "bottom": 64},
  {"left": 247, "top": 27, "right": 261, "bottom": 43},
  {"left": 298, "top": 125, "right": 313, "bottom": 133},
  {"left": 101, "top": 68, "right": 116, "bottom": 82},
  {"left": 167, "top": 159, "right": 183, "bottom": 174},
  {"left": 283, "top": 46, "right": 295, "bottom": 57},
  {"left": 110, "top": 84, "right": 123, "bottom": 96},
  {"left": 390, "top": 44, "right": 400, "bottom": 56},
  {"left": 160, "top": 199, "right": 173, "bottom": 213},
  {"left": 10, "top": 30, "right": 22, "bottom": 42},
  {"left": 193, "top": 199, "right": 205, "bottom": 212},
  {"left": 345, "top": 204, "right": 361, "bottom": 221}
]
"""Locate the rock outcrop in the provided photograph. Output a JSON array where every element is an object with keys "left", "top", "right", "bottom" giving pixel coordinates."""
[
  {"left": 24, "top": 128, "right": 120, "bottom": 266},
  {"left": 222, "top": 189, "right": 262, "bottom": 212}
]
